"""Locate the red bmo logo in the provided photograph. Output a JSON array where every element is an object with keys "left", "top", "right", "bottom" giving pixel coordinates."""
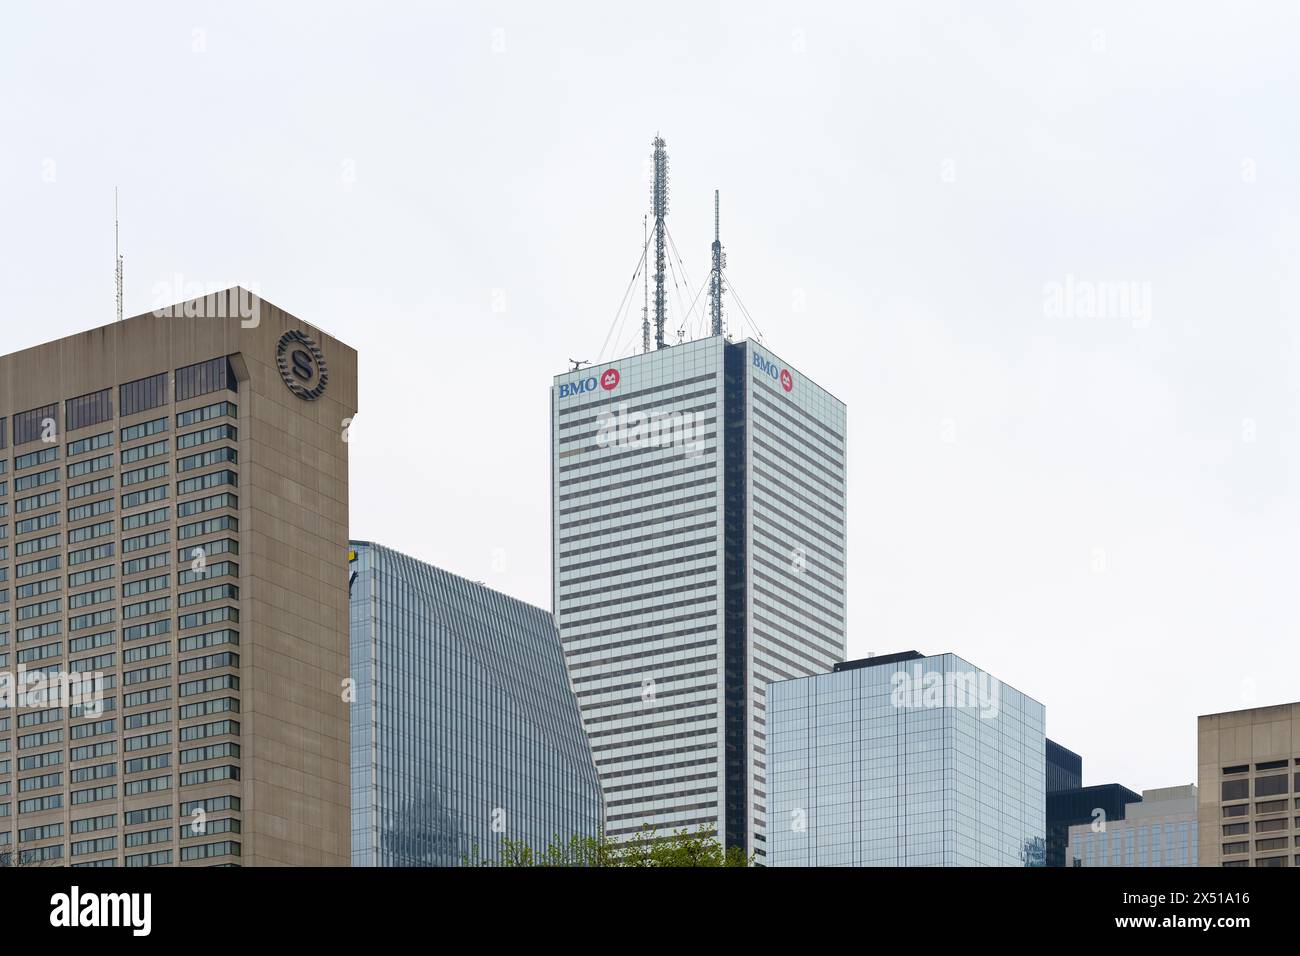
[
  {"left": 779, "top": 369, "right": 793, "bottom": 392},
  {"left": 600, "top": 368, "right": 620, "bottom": 391}
]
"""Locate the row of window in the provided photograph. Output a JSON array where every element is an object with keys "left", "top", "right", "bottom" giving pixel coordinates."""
[{"left": 0, "top": 362, "right": 236, "bottom": 452}]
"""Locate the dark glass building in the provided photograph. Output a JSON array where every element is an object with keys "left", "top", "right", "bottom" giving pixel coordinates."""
[
  {"left": 348, "top": 542, "right": 602, "bottom": 866},
  {"left": 1046, "top": 738, "right": 1082, "bottom": 794},
  {"left": 1047, "top": 783, "right": 1141, "bottom": 867}
]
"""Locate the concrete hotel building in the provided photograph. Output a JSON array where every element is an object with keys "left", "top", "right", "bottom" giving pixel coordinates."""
[
  {"left": 551, "top": 336, "right": 846, "bottom": 862},
  {"left": 0, "top": 289, "right": 356, "bottom": 866},
  {"left": 1198, "top": 701, "right": 1300, "bottom": 868},
  {"left": 348, "top": 542, "right": 602, "bottom": 866}
]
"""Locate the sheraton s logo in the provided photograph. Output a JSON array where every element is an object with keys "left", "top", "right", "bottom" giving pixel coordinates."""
[
  {"left": 753, "top": 353, "right": 794, "bottom": 393},
  {"left": 276, "top": 330, "right": 328, "bottom": 400},
  {"left": 559, "top": 367, "right": 620, "bottom": 399}
]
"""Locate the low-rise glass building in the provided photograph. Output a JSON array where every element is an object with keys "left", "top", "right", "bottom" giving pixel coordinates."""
[
  {"left": 768, "top": 651, "right": 1046, "bottom": 867},
  {"left": 348, "top": 542, "right": 602, "bottom": 866}
]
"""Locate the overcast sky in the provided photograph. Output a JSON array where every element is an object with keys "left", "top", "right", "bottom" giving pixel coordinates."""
[{"left": 3, "top": 1, "right": 1298, "bottom": 793}]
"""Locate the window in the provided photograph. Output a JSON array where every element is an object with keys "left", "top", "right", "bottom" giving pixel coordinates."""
[
  {"left": 121, "top": 417, "right": 167, "bottom": 443},
  {"left": 178, "top": 424, "right": 237, "bottom": 450},
  {"left": 121, "top": 440, "right": 167, "bottom": 465},
  {"left": 15, "top": 447, "right": 58, "bottom": 471},
  {"left": 177, "top": 401, "right": 237, "bottom": 428},
  {"left": 67, "top": 432, "right": 112, "bottom": 458},
  {"left": 176, "top": 469, "right": 238, "bottom": 496},
  {"left": 1256, "top": 817, "right": 1287, "bottom": 832},
  {"left": 67, "top": 454, "right": 113, "bottom": 479},
  {"left": 177, "top": 446, "right": 237, "bottom": 473},
  {"left": 120, "top": 373, "right": 168, "bottom": 417},
  {"left": 66, "top": 389, "right": 112, "bottom": 432},
  {"left": 175, "top": 357, "right": 235, "bottom": 402},
  {"left": 1255, "top": 775, "right": 1289, "bottom": 797},
  {"left": 1256, "top": 799, "right": 1287, "bottom": 814},
  {"left": 13, "top": 405, "right": 57, "bottom": 446}
]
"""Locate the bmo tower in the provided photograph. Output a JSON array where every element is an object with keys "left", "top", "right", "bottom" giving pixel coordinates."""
[{"left": 551, "top": 337, "right": 846, "bottom": 862}]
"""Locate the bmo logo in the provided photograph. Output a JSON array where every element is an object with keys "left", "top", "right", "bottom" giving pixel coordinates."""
[
  {"left": 559, "top": 367, "right": 620, "bottom": 399},
  {"left": 753, "top": 353, "right": 794, "bottom": 393}
]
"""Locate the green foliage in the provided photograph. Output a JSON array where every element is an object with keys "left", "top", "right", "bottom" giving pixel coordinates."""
[{"left": 463, "top": 825, "right": 752, "bottom": 867}]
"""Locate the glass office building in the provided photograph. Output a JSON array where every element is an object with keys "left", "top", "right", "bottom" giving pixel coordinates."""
[
  {"left": 348, "top": 542, "right": 602, "bottom": 866},
  {"left": 551, "top": 337, "right": 847, "bottom": 862},
  {"left": 1068, "top": 785, "right": 1198, "bottom": 867},
  {"left": 767, "top": 651, "right": 1046, "bottom": 867}
]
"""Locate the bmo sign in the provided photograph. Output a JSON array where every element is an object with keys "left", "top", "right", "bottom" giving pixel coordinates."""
[
  {"left": 559, "top": 366, "right": 620, "bottom": 399},
  {"left": 753, "top": 352, "right": 794, "bottom": 393}
]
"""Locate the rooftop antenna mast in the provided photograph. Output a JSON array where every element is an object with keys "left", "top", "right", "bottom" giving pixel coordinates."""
[
  {"left": 114, "top": 188, "right": 124, "bottom": 322},
  {"left": 651, "top": 135, "right": 669, "bottom": 349},
  {"left": 709, "top": 189, "right": 726, "bottom": 336},
  {"left": 641, "top": 214, "right": 650, "bottom": 353}
]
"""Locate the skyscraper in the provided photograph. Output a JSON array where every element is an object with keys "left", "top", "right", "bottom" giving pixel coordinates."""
[
  {"left": 767, "top": 651, "right": 1046, "bottom": 867},
  {"left": 348, "top": 542, "right": 602, "bottom": 866},
  {"left": 1198, "top": 700, "right": 1299, "bottom": 867},
  {"left": 0, "top": 288, "right": 356, "bottom": 866},
  {"left": 551, "top": 336, "right": 846, "bottom": 862}
]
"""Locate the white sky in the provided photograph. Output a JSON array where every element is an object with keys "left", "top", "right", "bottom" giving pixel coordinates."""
[{"left": 3, "top": 1, "right": 1298, "bottom": 794}]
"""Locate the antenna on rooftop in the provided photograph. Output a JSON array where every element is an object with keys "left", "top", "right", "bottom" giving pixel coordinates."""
[
  {"left": 115, "top": 188, "right": 124, "bottom": 322},
  {"left": 651, "top": 135, "right": 669, "bottom": 348},
  {"left": 641, "top": 214, "right": 650, "bottom": 353},
  {"left": 709, "top": 189, "right": 726, "bottom": 337}
]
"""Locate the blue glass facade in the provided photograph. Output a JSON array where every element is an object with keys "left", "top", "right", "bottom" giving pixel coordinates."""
[
  {"left": 348, "top": 542, "right": 602, "bottom": 866},
  {"left": 768, "top": 652, "right": 1046, "bottom": 866}
]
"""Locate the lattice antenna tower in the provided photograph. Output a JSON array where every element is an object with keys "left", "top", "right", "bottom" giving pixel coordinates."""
[
  {"left": 709, "top": 189, "right": 726, "bottom": 336},
  {"left": 641, "top": 214, "right": 650, "bottom": 353},
  {"left": 651, "top": 135, "right": 669, "bottom": 348},
  {"left": 115, "top": 188, "right": 124, "bottom": 322}
]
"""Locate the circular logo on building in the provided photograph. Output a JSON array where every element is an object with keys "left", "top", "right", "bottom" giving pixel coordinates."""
[
  {"left": 780, "top": 368, "right": 793, "bottom": 392},
  {"left": 276, "top": 330, "right": 329, "bottom": 400},
  {"left": 600, "top": 368, "right": 620, "bottom": 391}
]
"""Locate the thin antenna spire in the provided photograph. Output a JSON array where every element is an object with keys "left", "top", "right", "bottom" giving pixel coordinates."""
[
  {"left": 641, "top": 214, "right": 650, "bottom": 353},
  {"left": 709, "top": 189, "right": 726, "bottom": 337},
  {"left": 114, "top": 188, "right": 124, "bottom": 323},
  {"left": 651, "top": 135, "right": 669, "bottom": 348}
]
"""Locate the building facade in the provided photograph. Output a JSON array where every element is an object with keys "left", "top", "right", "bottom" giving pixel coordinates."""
[
  {"left": 348, "top": 542, "right": 602, "bottom": 866},
  {"left": 551, "top": 337, "right": 847, "bottom": 862},
  {"left": 0, "top": 289, "right": 356, "bottom": 866},
  {"left": 1067, "top": 785, "right": 1198, "bottom": 867},
  {"left": 1046, "top": 783, "right": 1141, "bottom": 868},
  {"left": 1198, "top": 701, "right": 1300, "bottom": 868},
  {"left": 766, "top": 651, "right": 1046, "bottom": 867},
  {"left": 1045, "top": 738, "right": 1082, "bottom": 794}
]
